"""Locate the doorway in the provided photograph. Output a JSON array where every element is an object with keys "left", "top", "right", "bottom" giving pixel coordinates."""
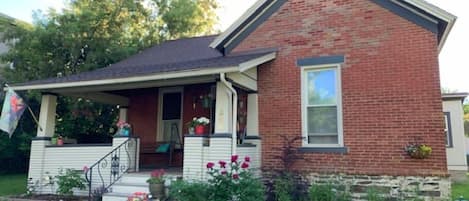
[{"left": 157, "top": 88, "right": 183, "bottom": 148}]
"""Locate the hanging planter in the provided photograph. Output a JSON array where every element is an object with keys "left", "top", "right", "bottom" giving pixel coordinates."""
[{"left": 404, "top": 143, "right": 432, "bottom": 159}]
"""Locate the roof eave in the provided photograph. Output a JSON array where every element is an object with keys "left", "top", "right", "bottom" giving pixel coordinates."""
[
  {"left": 8, "top": 52, "right": 277, "bottom": 92},
  {"left": 211, "top": 0, "right": 457, "bottom": 54},
  {"left": 442, "top": 92, "right": 469, "bottom": 101},
  {"left": 210, "top": 0, "right": 268, "bottom": 50},
  {"left": 402, "top": 0, "right": 457, "bottom": 52}
]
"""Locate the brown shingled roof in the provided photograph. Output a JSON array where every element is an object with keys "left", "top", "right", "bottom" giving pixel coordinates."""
[{"left": 12, "top": 35, "right": 276, "bottom": 88}]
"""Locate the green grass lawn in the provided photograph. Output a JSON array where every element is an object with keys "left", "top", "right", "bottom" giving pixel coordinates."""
[
  {"left": 0, "top": 174, "right": 27, "bottom": 196},
  {"left": 452, "top": 179, "right": 469, "bottom": 200}
]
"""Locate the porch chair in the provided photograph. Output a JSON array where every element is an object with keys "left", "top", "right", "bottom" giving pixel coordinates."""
[{"left": 155, "top": 122, "right": 182, "bottom": 166}]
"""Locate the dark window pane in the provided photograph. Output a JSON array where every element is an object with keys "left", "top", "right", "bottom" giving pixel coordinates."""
[{"left": 163, "top": 93, "right": 181, "bottom": 120}]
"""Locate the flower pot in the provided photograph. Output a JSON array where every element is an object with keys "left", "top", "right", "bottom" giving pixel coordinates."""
[
  {"left": 57, "top": 138, "right": 64, "bottom": 146},
  {"left": 51, "top": 137, "right": 57, "bottom": 145},
  {"left": 188, "top": 127, "right": 195, "bottom": 135},
  {"left": 149, "top": 183, "right": 165, "bottom": 199},
  {"left": 195, "top": 125, "right": 205, "bottom": 135}
]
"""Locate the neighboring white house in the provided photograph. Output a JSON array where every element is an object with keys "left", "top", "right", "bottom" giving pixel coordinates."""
[
  {"left": 442, "top": 93, "right": 468, "bottom": 175},
  {"left": 466, "top": 137, "right": 469, "bottom": 154}
]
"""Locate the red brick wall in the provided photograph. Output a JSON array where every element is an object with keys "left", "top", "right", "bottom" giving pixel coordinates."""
[
  {"left": 182, "top": 84, "right": 213, "bottom": 134},
  {"left": 128, "top": 88, "right": 159, "bottom": 145},
  {"left": 127, "top": 84, "right": 214, "bottom": 167},
  {"left": 233, "top": 0, "right": 446, "bottom": 176}
]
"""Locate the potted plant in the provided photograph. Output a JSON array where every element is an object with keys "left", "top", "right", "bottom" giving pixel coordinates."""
[
  {"left": 146, "top": 169, "right": 165, "bottom": 199},
  {"left": 186, "top": 118, "right": 197, "bottom": 134},
  {"left": 404, "top": 143, "right": 432, "bottom": 159},
  {"left": 190, "top": 117, "right": 210, "bottom": 135},
  {"left": 116, "top": 120, "right": 131, "bottom": 136},
  {"left": 57, "top": 135, "right": 64, "bottom": 146}
]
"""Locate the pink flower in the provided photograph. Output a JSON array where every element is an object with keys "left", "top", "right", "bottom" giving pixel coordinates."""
[
  {"left": 231, "top": 155, "right": 239, "bottom": 163},
  {"left": 241, "top": 162, "right": 249, "bottom": 169},
  {"left": 232, "top": 174, "right": 239, "bottom": 180},
  {"left": 206, "top": 162, "right": 215, "bottom": 169},
  {"left": 219, "top": 160, "right": 227, "bottom": 168},
  {"left": 83, "top": 166, "right": 89, "bottom": 173},
  {"left": 244, "top": 156, "right": 250, "bottom": 162},
  {"left": 221, "top": 170, "right": 227, "bottom": 175},
  {"left": 151, "top": 169, "right": 165, "bottom": 178}
]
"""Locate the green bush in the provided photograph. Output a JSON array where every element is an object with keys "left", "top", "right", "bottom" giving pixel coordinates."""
[
  {"left": 169, "top": 155, "right": 264, "bottom": 201},
  {"left": 168, "top": 180, "right": 209, "bottom": 201},
  {"left": 309, "top": 183, "right": 351, "bottom": 201},
  {"left": 366, "top": 188, "right": 385, "bottom": 201},
  {"left": 55, "top": 168, "right": 86, "bottom": 196},
  {"left": 273, "top": 176, "right": 294, "bottom": 201}
]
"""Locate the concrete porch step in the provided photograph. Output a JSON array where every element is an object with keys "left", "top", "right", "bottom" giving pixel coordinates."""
[{"left": 102, "top": 169, "right": 182, "bottom": 201}]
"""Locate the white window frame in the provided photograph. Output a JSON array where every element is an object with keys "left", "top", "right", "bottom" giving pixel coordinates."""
[{"left": 301, "top": 64, "right": 343, "bottom": 148}]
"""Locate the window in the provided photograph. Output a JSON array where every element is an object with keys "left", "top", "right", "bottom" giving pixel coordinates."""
[
  {"left": 444, "top": 112, "right": 452, "bottom": 147},
  {"left": 301, "top": 65, "right": 343, "bottom": 147}
]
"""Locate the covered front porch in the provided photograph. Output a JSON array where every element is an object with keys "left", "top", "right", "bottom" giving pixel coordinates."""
[{"left": 15, "top": 52, "right": 273, "bottom": 195}]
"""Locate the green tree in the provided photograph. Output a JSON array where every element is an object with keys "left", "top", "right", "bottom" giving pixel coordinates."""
[{"left": 0, "top": 0, "right": 218, "bottom": 173}]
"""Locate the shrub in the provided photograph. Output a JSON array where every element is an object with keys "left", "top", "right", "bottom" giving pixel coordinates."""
[
  {"left": 206, "top": 155, "right": 265, "bottom": 201},
  {"left": 169, "top": 180, "right": 209, "bottom": 201},
  {"left": 169, "top": 155, "right": 264, "bottom": 201},
  {"left": 309, "top": 183, "right": 351, "bottom": 201},
  {"left": 55, "top": 168, "right": 87, "bottom": 196}
]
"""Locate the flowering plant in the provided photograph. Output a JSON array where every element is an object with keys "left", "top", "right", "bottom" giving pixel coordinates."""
[
  {"left": 127, "top": 192, "right": 148, "bottom": 201},
  {"left": 117, "top": 120, "right": 131, "bottom": 129},
  {"left": 205, "top": 155, "right": 264, "bottom": 200},
  {"left": 187, "top": 117, "right": 210, "bottom": 127},
  {"left": 146, "top": 169, "right": 165, "bottom": 184},
  {"left": 404, "top": 143, "right": 432, "bottom": 159}
]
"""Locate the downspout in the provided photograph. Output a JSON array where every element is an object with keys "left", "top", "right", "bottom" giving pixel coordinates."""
[{"left": 220, "top": 73, "right": 238, "bottom": 155}]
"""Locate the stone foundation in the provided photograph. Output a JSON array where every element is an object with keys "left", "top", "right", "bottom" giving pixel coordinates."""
[{"left": 306, "top": 173, "right": 450, "bottom": 201}]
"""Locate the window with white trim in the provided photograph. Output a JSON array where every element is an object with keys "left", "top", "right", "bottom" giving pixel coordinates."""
[
  {"left": 302, "top": 65, "right": 343, "bottom": 147},
  {"left": 443, "top": 112, "right": 452, "bottom": 147}
]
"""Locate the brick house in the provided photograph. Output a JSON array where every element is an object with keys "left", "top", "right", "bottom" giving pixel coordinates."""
[{"left": 11, "top": 0, "right": 456, "bottom": 199}]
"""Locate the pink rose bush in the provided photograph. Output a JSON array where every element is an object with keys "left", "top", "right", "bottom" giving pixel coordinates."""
[{"left": 204, "top": 155, "right": 264, "bottom": 200}]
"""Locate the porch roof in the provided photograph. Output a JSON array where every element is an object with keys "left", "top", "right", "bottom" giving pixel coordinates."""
[{"left": 9, "top": 35, "right": 276, "bottom": 91}]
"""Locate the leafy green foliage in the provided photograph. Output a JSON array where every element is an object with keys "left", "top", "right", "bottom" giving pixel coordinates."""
[
  {"left": 308, "top": 183, "right": 351, "bottom": 201},
  {"left": 206, "top": 156, "right": 265, "bottom": 201},
  {"left": 168, "top": 180, "right": 210, "bottom": 201},
  {"left": 170, "top": 156, "right": 264, "bottom": 201},
  {"left": 366, "top": 188, "right": 385, "bottom": 201},
  {"left": 55, "top": 169, "right": 86, "bottom": 196}
]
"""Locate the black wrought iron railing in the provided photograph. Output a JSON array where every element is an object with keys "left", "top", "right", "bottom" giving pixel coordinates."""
[{"left": 85, "top": 137, "right": 138, "bottom": 201}]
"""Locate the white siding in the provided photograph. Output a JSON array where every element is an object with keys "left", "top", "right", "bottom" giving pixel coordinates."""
[
  {"left": 443, "top": 100, "right": 468, "bottom": 171},
  {"left": 183, "top": 136, "right": 262, "bottom": 181}
]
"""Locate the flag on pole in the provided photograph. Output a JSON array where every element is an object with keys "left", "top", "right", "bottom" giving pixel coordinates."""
[{"left": 0, "top": 88, "right": 27, "bottom": 137}]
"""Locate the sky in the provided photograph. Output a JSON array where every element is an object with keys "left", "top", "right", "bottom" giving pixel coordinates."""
[{"left": 0, "top": 0, "right": 467, "bottom": 92}]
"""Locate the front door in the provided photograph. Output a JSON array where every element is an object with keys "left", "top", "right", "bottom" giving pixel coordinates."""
[{"left": 158, "top": 88, "right": 183, "bottom": 147}]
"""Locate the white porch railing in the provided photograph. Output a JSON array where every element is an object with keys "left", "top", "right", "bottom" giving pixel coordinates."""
[{"left": 27, "top": 137, "right": 139, "bottom": 196}]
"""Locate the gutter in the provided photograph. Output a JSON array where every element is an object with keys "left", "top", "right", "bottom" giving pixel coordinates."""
[{"left": 220, "top": 73, "right": 238, "bottom": 155}]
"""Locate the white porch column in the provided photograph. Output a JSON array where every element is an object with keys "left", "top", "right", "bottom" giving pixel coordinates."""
[
  {"left": 28, "top": 93, "right": 57, "bottom": 193},
  {"left": 37, "top": 94, "right": 57, "bottom": 137},
  {"left": 214, "top": 82, "right": 233, "bottom": 133},
  {"left": 118, "top": 106, "right": 128, "bottom": 122},
  {"left": 246, "top": 93, "right": 259, "bottom": 136}
]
